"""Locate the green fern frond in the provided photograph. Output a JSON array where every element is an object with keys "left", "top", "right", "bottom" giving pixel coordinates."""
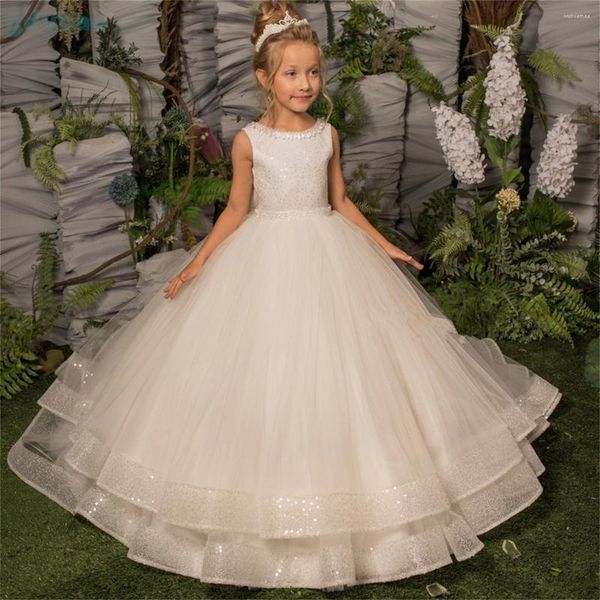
[
  {"left": 399, "top": 54, "right": 447, "bottom": 101},
  {"left": 20, "top": 132, "right": 53, "bottom": 154},
  {"left": 462, "top": 78, "right": 486, "bottom": 118},
  {"left": 428, "top": 207, "right": 473, "bottom": 262},
  {"left": 532, "top": 275, "right": 599, "bottom": 332},
  {"left": 32, "top": 232, "right": 59, "bottom": 334},
  {"left": 525, "top": 192, "right": 574, "bottom": 237},
  {"left": 189, "top": 176, "right": 232, "bottom": 206},
  {"left": 12, "top": 107, "right": 33, "bottom": 167},
  {"left": 519, "top": 68, "right": 546, "bottom": 121},
  {"left": 180, "top": 205, "right": 204, "bottom": 230},
  {"left": 563, "top": 289, "right": 600, "bottom": 325},
  {"left": 0, "top": 298, "right": 34, "bottom": 355},
  {"left": 528, "top": 48, "right": 581, "bottom": 82},
  {"left": 415, "top": 186, "right": 458, "bottom": 245},
  {"left": 55, "top": 112, "right": 113, "bottom": 151},
  {"left": 495, "top": 211, "right": 513, "bottom": 273},
  {"left": 311, "top": 81, "right": 368, "bottom": 139},
  {"left": 0, "top": 357, "right": 42, "bottom": 400},
  {"left": 55, "top": 119, "right": 76, "bottom": 143},
  {"left": 0, "top": 297, "right": 41, "bottom": 400},
  {"left": 522, "top": 293, "right": 573, "bottom": 346},
  {"left": 449, "top": 70, "right": 487, "bottom": 100},
  {"left": 394, "top": 24, "right": 434, "bottom": 44},
  {"left": 156, "top": 175, "right": 231, "bottom": 208},
  {"left": 63, "top": 278, "right": 116, "bottom": 311},
  {"left": 541, "top": 250, "right": 589, "bottom": 281},
  {"left": 474, "top": 97, "right": 490, "bottom": 135},
  {"left": 465, "top": 253, "right": 486, "bottom": 282},
  {"left": 0, "top": 231, "right": 116, "bottom": 400},
  {"left": 333, "top": 81, "right": 369, "bottom": 137},
  {"left": 330, "top": 57, "right": 369, "bottom": 82},
  {"left": 354, "top": 197, "right": 381, "bottom": 219},
  {"left": 469, "top": 23, "right": 505, "bottom": 42},
  {"left": 32, "top": 146, "right": 66, "bottom": 192},
  {"left": 470, "top": 23, "right": 521, "bottom": 47}
]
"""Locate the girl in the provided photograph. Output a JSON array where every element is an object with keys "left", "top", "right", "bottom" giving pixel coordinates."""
[
  {"left": 8, "top": 0, "right": 562, "bottom": 592},
  {"left": 163, "top": 6, "right": 424, "bottom": 301}
]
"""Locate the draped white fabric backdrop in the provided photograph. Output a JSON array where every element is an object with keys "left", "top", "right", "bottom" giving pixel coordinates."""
[{"left": 0, "top": 0, "right": 597, "bottom": 346}]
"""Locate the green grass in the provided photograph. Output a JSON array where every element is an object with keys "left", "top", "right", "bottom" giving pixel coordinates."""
[{"left": 2, "top": 333, "right": 598, "bottom": 600}]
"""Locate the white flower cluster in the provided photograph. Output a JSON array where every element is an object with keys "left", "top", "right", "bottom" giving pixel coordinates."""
[
  {"left": 483, "top": 28, "right": 526, "bottom": 140},
  {"left": 536, "top": 113, "right": 579, "bottom": 199},
  {"left": 431, "top": 101, "right": 486, "bottom": 185}
]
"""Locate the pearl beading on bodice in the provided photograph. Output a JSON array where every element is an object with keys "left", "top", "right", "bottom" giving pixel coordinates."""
[
  {"left": 242, "top": 118, "right": 334, "bottom": 219},
  {"left": 247, "top": 118, "right": 328, "bottom": 140}
]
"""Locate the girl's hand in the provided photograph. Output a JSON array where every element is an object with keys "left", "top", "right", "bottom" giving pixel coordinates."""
[
  {"left": 163, "top": 262, "right": 204, "bottom": 299},
  {"left": 384, "top": 244, "right": 425, "bottom": 270}
]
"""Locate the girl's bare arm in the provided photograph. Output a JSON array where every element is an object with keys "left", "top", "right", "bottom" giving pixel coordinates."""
[
  {"left": 163, "top": 130, "right": 253, "bottom": 299},
  {"left": 327, "top": 126, "right": 423, "bottom": 270}
]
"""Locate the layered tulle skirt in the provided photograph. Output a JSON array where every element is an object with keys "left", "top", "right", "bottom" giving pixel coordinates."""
[{"left": 7, "top": 206, "right": 561, "bottom": 589}]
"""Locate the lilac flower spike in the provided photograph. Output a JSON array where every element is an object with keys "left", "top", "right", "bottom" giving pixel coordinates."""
[
  {"left": 483, "top": 27, "right": 526, "bottom": 141},
  {"left": 535, "top": 114, "right": 579, "bottom": 199},
  {"left": 431, "top": 101, "right": 486, "bottom": 185}
]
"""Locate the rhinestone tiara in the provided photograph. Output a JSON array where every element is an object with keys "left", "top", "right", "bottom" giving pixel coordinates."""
[{"left": 254, "top": 10, "right": 310, "bottom": 53}]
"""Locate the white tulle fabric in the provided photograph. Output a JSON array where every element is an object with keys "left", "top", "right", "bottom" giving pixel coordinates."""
[{"left": 8, "top": 117, "right": 561, "bottom": 590}]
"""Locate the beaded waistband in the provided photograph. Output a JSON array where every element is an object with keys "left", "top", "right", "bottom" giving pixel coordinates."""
[{"left": 247, "top": 205, "right": 333, "bottom": 219}]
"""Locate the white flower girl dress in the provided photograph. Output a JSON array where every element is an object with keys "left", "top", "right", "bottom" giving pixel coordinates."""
[{"left": 7, "top": 117, "right": 562, "bottom": 590}]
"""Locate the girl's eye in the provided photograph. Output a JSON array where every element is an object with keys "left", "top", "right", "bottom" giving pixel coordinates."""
[{"left": 285, "top": 70, "right": 318, "bottom": 76}]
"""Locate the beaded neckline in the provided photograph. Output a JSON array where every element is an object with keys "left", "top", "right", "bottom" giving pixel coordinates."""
[{"left": 248, "top": 117, "right": 326, "bottom": 139}]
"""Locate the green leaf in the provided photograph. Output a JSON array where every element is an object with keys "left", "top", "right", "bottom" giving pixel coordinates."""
[
  {"left": 501, "top": 539, "right": 522, "bottom": 559},
  {"left": 483, "top": 136, "right": 504, "bottom": 168},
  {"left": 426, "top": 582, "right": 449, "bottom": 597},
  {"left": 506, "top": 135, "right": 520, "bottom": 155},
  {"left": 502, "top": 168, "right": 525, "bottom": 187}
]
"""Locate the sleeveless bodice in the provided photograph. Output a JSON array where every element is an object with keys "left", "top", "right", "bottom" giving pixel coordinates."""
[{"left": 242, "top": 118, "right": 333, "bottom": 218}]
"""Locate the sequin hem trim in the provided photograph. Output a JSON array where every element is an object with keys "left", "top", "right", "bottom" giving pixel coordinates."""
[
  {"left": 11, "top": 406, "right": 546, "bottom": 540},
  {"left": 7, "top": 439, "right": 550, "bottom": 589}
]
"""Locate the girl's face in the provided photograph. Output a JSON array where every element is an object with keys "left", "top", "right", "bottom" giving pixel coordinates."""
[{"left": 260, "top": 41, "right": 321, "bottom": 117}]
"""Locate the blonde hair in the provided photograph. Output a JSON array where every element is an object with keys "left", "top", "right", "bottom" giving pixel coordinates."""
[{"left": 251, "top": 1, "right": 334, "bottom": 124}]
